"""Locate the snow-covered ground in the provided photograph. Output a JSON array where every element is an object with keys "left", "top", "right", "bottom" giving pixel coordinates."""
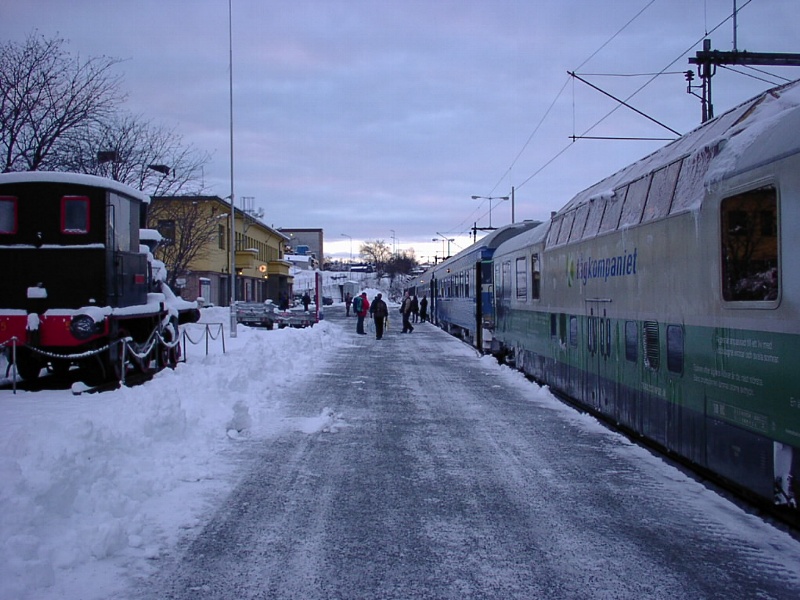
[{"left": 0, "top": 306, "right": 351, "bottom": 600}]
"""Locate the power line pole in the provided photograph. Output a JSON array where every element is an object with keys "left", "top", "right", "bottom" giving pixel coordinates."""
[{"left": 688, "top": 39, "right": 800, "bottom": 122}]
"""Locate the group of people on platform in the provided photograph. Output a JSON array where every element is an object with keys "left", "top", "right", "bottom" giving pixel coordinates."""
[{"left": 344, "top": 291, "right": 428, "bottom": 340}]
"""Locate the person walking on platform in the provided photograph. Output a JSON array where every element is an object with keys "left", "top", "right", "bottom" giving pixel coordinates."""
[
  {"left": 344, "top": 292, "right": 353, "bottom": 316},
  {"left": 419, "top": 295, "right": 428, "bottom": 322},
  {"left": 369, "top": 293, "right": 389, "bottom": 340},
  {"left": 354, "top": 292, "right": 369, "bottom": 335},
  {"left": 400, "top": 291, "right": 414, "bottom": 333}
]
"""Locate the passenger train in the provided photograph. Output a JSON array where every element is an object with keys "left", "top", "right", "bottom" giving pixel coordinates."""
[
  {"left": 428, "top": 221, "right": 539, "bottom": 351},
  {"left": 0, "top": 172, "right": 199, "bottom": 385},
  {"left": 429, "top": 79, "right": 800, "bottom": 515}
]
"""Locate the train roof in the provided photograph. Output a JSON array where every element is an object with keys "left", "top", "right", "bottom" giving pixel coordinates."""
[
  {"left": 557, "top": 78, "right": 800, "bottom": 219},
  {"left": 432, "top": 220, "right": 542, "bottom": 274},
  {"left": 493, "top": 220, "right": 550, "bottom": 258},
  {"left": 0, "top": 171, "right": 151, "bottom": 204}
]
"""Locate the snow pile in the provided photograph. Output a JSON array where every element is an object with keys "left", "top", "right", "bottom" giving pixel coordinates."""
[{"left": 0, "top": 308, "right": 347, "bottom": 600}]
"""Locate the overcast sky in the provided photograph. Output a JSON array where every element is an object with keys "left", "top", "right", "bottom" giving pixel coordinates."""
[{"left": 3, "top": 0, "right": 799, "bottom": 261}]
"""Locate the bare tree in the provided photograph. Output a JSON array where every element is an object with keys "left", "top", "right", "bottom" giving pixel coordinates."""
[
  {"left": 0, "top": 34, "right": 123, "bottom": 172},
  {"left": 359, "top": 240, "right": 392, "bottom": 276},
  {"left": 146, "top": 198, "right": 224, "bottom": 289},
  {"left": 62, "top": 112, "right": 212, "bottom": 196}
]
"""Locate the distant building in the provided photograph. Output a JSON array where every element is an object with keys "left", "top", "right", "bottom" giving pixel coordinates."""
[
  {"left": 285, "top": 254, "right": 319, "bottom": 270},
  {"left": 148, "top": 196, "right": 293, "bottom": 306},
  {"left": 279, "top": 228, "right": 324, "bottom": 264}
]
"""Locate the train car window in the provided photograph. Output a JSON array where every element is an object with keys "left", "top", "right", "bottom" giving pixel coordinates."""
[
  {"left": 559, "top": 313, "right": 567, "bottom": 345},
  {"left": 583, "top": 196, "right": 606, "bottom": 238},
  {"left": 721, "top": 186, "right": 779, "bottom": 302},
  {"left": 61, "top": 196, "right": 90, "bottom": 234},
  {"left": 625, "top": 321, "right": 638, "bottom": 362},
  {"left": 599, "top": 186, "right": 626, "bottom": 233},
  {"left": 569, "top": 316, "right": 578, "bottom": 348},
  {"left": 568, "top": 203, "right": 590, "bottom": 242},
  {"left": 531, "top": 253, "right": 541, "bottom": 300},
  {"left": 515, "top": 257, "right": 527, "bottom": 300},
  {"left": 643, "top": 320, "right": 660, "bottom": 370},
  {"left": 465, "top": 269, "right": 470, "bottom": 298},
  {"left": 671, "top": 148, "right": 716, "bottom": 215},
  {"left": 642, "top": 161, "right": 681, "bottom": 222},
  {"left": 108, "top": 192, "right": 134, "bottom": 251},
  {"left": 550, "top": 314, "right": 557, "bottom": 338},
  {"left": 666, "top": 325, "right": 684, "bottom": 374},
  {"left": 619, "top": 175, "right": 651, "bottom": 228},
  {"left": 547, "top": 214, "right": 562, "bottom": 246},
  {"left": 0, "top": 196, "right": 17, "bottom": 234},
  {"left": 502, "top": 261, "right": 512, "bottom": 300},
  {"left": 557, "top": 210, "right": 576, "bottom": 245}
]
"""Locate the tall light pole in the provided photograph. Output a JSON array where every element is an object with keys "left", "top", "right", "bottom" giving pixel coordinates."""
[
  {"left": 228, "top": 0, "right": 237, "bottom": 337},
  {"left": 340, "top": 233, "right": 352, "bottom": 264},
  {"left": 471, "top": 194, "right": 510, "bottom": 229}
]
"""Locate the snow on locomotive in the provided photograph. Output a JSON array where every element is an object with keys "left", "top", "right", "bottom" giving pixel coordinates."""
[{"left": 0, "top": 172, "right": 199, "bottom": 384}]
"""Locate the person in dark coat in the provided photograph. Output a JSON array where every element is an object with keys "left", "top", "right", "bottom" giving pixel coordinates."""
[
  {"left": 411, "top": 295, "right": 419, "bottom": 323},
  {"left": 301, "top": 292, "right": 311, "bottom": 312},
  {"left": 369, "top": 293, "right": 389, "bottom": 339},
  {"left": 344, "top": 292, "right": 353, "bottom": 316},
  {"left": 419, "top": 295, "right": 428, "bottom": 322},
  {"left": 400, "top": 291, "right": 414, "bottom": 333}
]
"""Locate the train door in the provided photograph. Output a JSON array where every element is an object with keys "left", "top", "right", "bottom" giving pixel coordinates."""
[{"left": 586, "top": 302, "right": 614, "bottom": 415}]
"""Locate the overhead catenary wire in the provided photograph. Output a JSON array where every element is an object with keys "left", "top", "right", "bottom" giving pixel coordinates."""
[{"left": 514, "top": 0, "right": 757, "bottom": 194}]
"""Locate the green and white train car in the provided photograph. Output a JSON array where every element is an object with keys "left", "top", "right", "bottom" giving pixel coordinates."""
[{"left": 492, "top": 80, "right": 800, "bottom": 512}]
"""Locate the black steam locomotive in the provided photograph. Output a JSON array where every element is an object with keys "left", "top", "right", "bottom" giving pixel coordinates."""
[{"left": 0, "top": 172, "right": 199, "bottom": 385}]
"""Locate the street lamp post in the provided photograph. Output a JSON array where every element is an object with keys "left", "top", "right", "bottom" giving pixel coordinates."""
[
  {"left": 471, "top": 194, "right": 510, "bottom": 229},
  {"left": 228, "top": 0, "right": 237, "bottom": 337},
  {"left": 340, "top": 233, "right": 353, "bottom": 264}
]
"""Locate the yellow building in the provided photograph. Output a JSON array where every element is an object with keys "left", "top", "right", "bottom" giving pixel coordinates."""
[{"left": 148, "top": 196, "right": 293, "bottom": 306}]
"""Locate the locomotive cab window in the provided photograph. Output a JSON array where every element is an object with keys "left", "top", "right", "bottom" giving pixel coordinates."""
[
  {"left": 61, "top": 196, "right": 90, "bottom": 234},
  {"left": 721, "top": 186, "right": 779, "bottom": 303},
  {"left": 0, "top": 196, "right": 17, "bottom": 234}
]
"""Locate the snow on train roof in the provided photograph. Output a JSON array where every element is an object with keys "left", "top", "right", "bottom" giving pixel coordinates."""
[
  {"left": 493, "top": 220, "right": 551, "bottom": 257},
  {"left": 0, "top": 171, "right": 151, "bottom": 204},
  {"left": 558, "top": 78, "right": 800, "bottom": 216}
]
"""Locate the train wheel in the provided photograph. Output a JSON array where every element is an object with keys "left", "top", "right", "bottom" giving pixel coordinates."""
[
  {"left": 13, "top": 350, "right": 43, "bottom": 381},
  {"left": 48, "top": 359, "right": 72, "bottom": 378},
  {"left": 158, "top": 318, "right": 181, "bottom": 369}
]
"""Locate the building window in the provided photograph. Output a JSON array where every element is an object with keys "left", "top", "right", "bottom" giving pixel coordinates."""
[
  {"left": 218, "top": 224, "right": 226, "bottom": 249},
  {"left": 0, "top": 196, "right": 17, "bottom": 234},
  {"left": 721, "top": 186, "right": 779, "bottom": 302},
  {"left": 61, "top": 195, "right": 90, "bottom": 234},
  {"left": 157, "top": 219, "right": 176, "bottom": 246}
]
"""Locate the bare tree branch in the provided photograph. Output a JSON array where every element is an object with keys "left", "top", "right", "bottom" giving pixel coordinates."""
[{"left": 0, "top": 34, "right": 123, "bottom": 172}]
